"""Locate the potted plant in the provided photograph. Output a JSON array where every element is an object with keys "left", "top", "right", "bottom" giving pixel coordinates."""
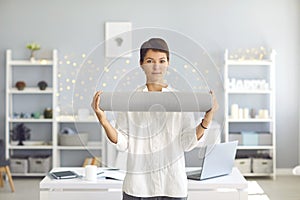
[
  {"left": 15, "top": 81, "right": 26, "bottom": 90},
  {"left": 26, "top": 42, "right": 41, "bottom": 62},
  {"left": 37, "top": 81, "right": 48, "bottom": 90}
]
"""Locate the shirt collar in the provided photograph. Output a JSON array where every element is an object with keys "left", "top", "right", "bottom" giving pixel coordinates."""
[{"left": 141, "top": 85, "right": 171, "bottom": 92}]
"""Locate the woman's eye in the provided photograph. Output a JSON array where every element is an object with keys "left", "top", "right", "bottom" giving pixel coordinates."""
[
  {"left": 160, "top": 60, "right": 166, "bottom": 63},
  {"left": 146, "top": 60, "right": 153, "bottom": 63}
]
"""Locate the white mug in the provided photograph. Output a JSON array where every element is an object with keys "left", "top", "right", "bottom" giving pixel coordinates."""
[{"left": 85, "top": 165, "right": 97, "bottom": 181}]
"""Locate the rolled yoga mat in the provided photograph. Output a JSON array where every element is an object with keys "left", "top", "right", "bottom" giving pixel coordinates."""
[{"left": 99, "top": 92, "right": 212, "bottom": 112}]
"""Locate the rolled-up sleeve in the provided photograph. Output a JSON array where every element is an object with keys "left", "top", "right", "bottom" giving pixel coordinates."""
[{"left": 115, "top": 112, "right": 129, "bottom": 152}]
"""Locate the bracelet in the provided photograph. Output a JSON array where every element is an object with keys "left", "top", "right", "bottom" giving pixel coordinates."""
[{"left": 200, "top": 122, "right": 208, "bottom": 129}]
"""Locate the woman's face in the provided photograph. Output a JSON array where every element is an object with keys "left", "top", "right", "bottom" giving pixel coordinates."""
[{"left": 140, "top": 49, "right": 169, "bottom": 84}]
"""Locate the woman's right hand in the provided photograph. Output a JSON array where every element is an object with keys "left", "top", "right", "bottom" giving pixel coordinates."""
[
  {"left": 91, "top": 91, "right": 106, "bottom": 122},
  {"left": 91, "top": 91, "right": 118, "bottom": 144}
]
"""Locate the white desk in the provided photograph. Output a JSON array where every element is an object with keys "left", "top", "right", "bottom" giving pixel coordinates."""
[{"left": 40, "top": 167, "right": 248, "bottom": 200}]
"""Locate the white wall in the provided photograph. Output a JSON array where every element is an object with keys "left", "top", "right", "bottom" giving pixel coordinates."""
[{"left": 0, "top": 0, "right": 299, "bottom": 168}]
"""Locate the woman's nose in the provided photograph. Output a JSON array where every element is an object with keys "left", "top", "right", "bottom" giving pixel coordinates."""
[{"left": 153, "top": 63, "right": 160, "bottom": 70}]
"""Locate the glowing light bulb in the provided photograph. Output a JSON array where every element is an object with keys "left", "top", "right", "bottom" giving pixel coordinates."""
[{"left": 40, "top": 59, "right": 48, "bottom": 64}]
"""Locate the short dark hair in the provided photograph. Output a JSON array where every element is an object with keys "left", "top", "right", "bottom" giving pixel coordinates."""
[{"left": 139, "top": 38, "right": 169, "bottom": 64}]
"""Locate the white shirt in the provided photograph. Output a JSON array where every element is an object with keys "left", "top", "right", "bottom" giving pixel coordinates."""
[{"left": 115, "top": 85, "right": 207, "bottom": 198}]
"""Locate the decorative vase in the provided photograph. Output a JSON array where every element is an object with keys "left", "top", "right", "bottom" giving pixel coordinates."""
[
  {"left": 15, "top": 81, "right": 26, "bottom": 90},
  {"left": 30, "top": 51, "right": 35, "bottom": 62}
]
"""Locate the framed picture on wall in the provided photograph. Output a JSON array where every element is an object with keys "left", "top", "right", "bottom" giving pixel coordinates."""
[{"left": 105, "top": 22, "right": 132, "bottom": 58}]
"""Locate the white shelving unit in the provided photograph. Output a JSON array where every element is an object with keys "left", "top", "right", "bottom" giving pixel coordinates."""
[
  {"left": 224, "top": 49, "right": 276, "bottom": 178},
  {"left": 5, "top": 49, "right": 58, "bottom": 176},
  {"left": 5, "top": 50, "right": 106, "bottom": 176}
]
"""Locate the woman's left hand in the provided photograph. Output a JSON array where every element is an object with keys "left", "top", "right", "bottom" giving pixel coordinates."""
[
  {"left": 202, "top": 91, "right": 219, "bottom": 125},
  {"left": 208, "top": 90, "right": 219, "bottom": 114}
]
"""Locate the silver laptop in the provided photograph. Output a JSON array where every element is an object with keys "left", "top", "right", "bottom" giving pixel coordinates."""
[{"left": 187, "top": 141, "right": 238, "bottom": 180}]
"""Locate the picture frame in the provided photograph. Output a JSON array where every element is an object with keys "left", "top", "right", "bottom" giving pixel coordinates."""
[{"left": 105, "top": 22, "right": 132, "bottom": 58}]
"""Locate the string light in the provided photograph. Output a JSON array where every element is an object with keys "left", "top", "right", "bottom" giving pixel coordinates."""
[
  {"left": 57, "top": 50, "right": 219, "bottom": 115},
  {"left": 229, "top": 47, "right": 269, "bottom": 60}
]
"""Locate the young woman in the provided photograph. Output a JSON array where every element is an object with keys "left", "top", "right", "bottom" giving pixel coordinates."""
[{"left": 91, "top": 38, "right": 218, "bottom": 200}]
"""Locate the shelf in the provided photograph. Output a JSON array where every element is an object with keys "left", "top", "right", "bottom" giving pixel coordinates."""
[
  {"left": 57, "top": 115, "right": 98, "bottom": 123},
  {"left": 226, "top": 60, "right": 273, "bottom": 66},
  {"left": 11, "top": 172, "right": 47, "bottom": 177},
  {"left": 9, "top": 60, "right": 53, "bottom": 66},
  {"left": 226, "top": 89, "right": 272, "bottom": 94},
  {"left": 9, "top": 141, "right": 52, "bottom": 149},
  {"left": 237, "top": 146, "right": 274, "bottom": 150},
  {"left": 228, "top": 118, "right": 272, "bottom": 123},
  {"left": 8, "top": 118, "right": 53, "bottom": 123},
  {"left": 9, "top": 87, "right": 54, "bottom": 94},
  {"left": 57, "top": 142, "right": 102, "bottom": 150},
  {"left": 9, "top": 145, "right": 53, "bottom": 150}
]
